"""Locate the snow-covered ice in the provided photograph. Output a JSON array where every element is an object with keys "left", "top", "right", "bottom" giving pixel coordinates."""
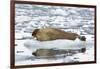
[
  {"left": 14, "top": 4, "right": 95, "bottom": 65},
  {"left": 24, "top": 38, "right": 86, "bottom": 51}
]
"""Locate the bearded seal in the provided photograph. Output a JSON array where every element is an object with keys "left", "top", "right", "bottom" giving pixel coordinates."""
[{"left": 32, "top": 28, "right": 86, "bottom": 41}]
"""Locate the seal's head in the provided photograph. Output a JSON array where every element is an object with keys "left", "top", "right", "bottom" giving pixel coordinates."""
[{"left": 32, "top": 29, "right": 39, "bottom": 37}]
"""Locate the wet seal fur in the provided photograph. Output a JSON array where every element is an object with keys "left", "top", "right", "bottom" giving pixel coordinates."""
[{"left": 32, "top": 28, "right": 86, "bottom": 41}]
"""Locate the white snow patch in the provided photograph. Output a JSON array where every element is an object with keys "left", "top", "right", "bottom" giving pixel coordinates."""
[{"left": 24, "top": 38, "right": 86, "bottom": 51}]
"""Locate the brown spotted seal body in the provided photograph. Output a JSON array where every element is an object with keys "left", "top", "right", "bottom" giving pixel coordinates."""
[{"left": 32, "top": 28, "right": 86, "bottom": 41}]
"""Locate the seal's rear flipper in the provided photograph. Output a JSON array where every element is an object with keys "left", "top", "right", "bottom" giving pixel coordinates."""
[{"left": 79, "top": 36, "right": 86, "bottom": 41}]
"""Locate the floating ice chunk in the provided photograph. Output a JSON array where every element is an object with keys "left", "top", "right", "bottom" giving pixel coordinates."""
[
  {"left": 15, "top": 33, "right": 24, "bottom": 40},
  {"left": 15, "top": 33, "right": 32, "bottom": 40},
  {"left": 24, "top": 38, "right": 86, "bottom": 52}
]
